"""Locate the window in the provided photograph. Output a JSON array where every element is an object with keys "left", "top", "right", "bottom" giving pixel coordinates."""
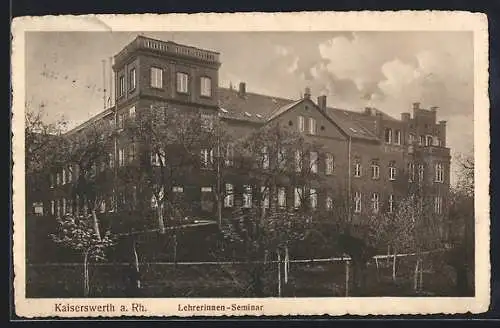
[
  {"left": 388, "top": 194, "right": 395, "bottom": 213},
  {"left": 325, "top": 153, "right": 334, "bottom": 175},
  {"left": 419, "top": 135, "right": 425, "bottom": 146},
  {"left": 200, "top": 148, "right": 214, "bottom": 169},
  {"left": 354, "top": 192, "right": 362, "bottom": 213},
  {"left": 394, "top": 130, "right": 401, "bottom": 145},
  {"left": 118, "top": 148, "right": 125, "bottom": 167},
  {"left": 409, "top": 133, "right": 416, "bottom": 145},
  {"left": 224, "top": 184, "right": 234, "bottom": 208},
  {"left": 200, "top": 113, "right": 214, "bottom": 130},
  {"left": 354, "top": 160, "right": 362, "bottom": 177},
  {"left": 51, "top": 200, "right": 55, "bottom": 215},
  {"left": 128, "top": 143, "right": 136, "bottom": 163},
  {"left": 129, "top": 106, "right": 136, "bottom": 119},
  {"left": 109, "top": 153, "right": 114, "bottom": 168},
  {"left": 298, "top": 116, "right": 305, "bottom": 132},
  {"left": 308, "top": 117, "right": 317, "bottom": 135},
  {"left": 371, "top": 160, "right": 380, "bottom": 180},
  {"left": 150, "top": 67, "right": 163, "bottom": 89},
  {"left": 261, "top": 186, "right": 270, "bottom": 208},
  {"left": 295, "top": 150, "right": 302, "bottom": 172},
  {"left": 261, "top": 147, "right": 270, "bottom": 169},
  {"left": 151, "top": 149, "right": 166, "bottom": 166},
  {"left": 434, "top": 195, "right": 443, "bottom": 214},
  {"left": 243, "top": 185, "right": 252, "bottom": 208},
  {"left": 119, "top": 75, "right": 125, "bottom": 97},
  {"left": 371, "top": 193, "right": 379, "bottom": 213},
  {"left": 435, "top": 163, "right": 444, "bottom": 183},
  {"left": 418, "top": 164, "right": 425, "bottom": 182},
  {"left": 129, "top": 68, "right": 136, "bottom": 90},
  {"left": 118, "top": 113, "right": 125, "bottom": 129},
  {"left": 384, "top": 128, "right": 392, "bottom": 143},
  {"left": 389, "top": 161, "right": 397, "bottom": 181},
  {"left": 310, "top": 151, "right": 318, "bottom": 173},
  {"left": 426, "top": 135, "right": 433, "bottom": 146},
  {"left": 56, "top": 199, "right": 61, "bottom": 217},
  {"left": 200, "top": 76, "right": 212, "bottom": 97},
  {"left": 408, "top": 162, "right": 415, "bottom": 182},
  {"left": 278, "top": 148, "right": 287, "bottom": 170},
  {"left": 326, "top": 195, "right": 333, "bottom": 211},
  {"left": 176, "top": 72, "right": 189, "bottom": 93},
  {"left": 62, "top": 168, "right": 66, "bottom": 185},
  {"left": 225, "top": 144, "right": 234, "bottom": 167},
  {"left": 50, "top": 174, "right": 54, "bottom": 188},
  {"left": 67, "top": 166, "right": 72, "bottom": 182},
  {"left": 310, "top": 188, "right": 317, "bottom": 210},
  {"left": 433, "top": 138, "right": 441, "bottom": 147},
  {"left": 278, "top": 187, "right": 286, "bottom": 208},
  {"left": 294, "top": 187, "right": 302, "bottom": 209},
  {"left": 62, "top": 198, "right": 66, "bottom": 215},
  {"left": 100, "top": 199, "right": 106, "bottom": 213}
]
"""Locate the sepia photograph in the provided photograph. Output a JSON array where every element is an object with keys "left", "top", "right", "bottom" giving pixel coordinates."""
[{"left": 12, "top": 12, "right": 490, "bottom": 317}]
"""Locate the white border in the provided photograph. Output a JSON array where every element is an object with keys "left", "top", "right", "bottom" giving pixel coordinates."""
[{"left": 12, "top": 11, "right": 490, "bottom": 317}]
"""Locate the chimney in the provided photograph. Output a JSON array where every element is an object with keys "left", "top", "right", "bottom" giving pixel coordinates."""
[
  {"left": 413, "top": 102, "right": 420, "bottom": 110},
  {"left": 401, "top": 112, "right": 411, "bottom": 121},
  {"left": 317, "top": 95, "right": 327, "bottom": 111},
  {"left": 238, "top": 82, "right": 246, "bottom": 97},
  {"left": 304, "top": 87, "right": 311, "bottom": 99}
]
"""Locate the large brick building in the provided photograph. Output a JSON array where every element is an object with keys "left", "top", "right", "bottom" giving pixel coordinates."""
[{"left": 29, "top": 35, "right": 451, "bottom": 230}]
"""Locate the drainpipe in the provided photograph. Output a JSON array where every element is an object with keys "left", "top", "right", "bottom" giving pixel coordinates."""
[{"left": 347, "top": 136, "right": 352, "bottom": 223}]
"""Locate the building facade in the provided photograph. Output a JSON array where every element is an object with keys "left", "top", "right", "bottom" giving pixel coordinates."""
[{"left": 29, "top": 35, "right": 451, "bottom": 234}]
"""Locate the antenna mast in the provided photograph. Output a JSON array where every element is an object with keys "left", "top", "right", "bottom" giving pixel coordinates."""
[{"left": 102, "top": 59, "right": 107, "bottom": 109}]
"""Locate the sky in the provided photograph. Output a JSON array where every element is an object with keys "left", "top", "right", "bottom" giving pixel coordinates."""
[{"left": 25, "top": 31, "right": 474, "bottom": 184}]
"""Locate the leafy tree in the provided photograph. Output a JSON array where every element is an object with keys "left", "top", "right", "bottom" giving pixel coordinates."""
[{"left": 51, "top": 214, "right": 116, "bottom": 297}]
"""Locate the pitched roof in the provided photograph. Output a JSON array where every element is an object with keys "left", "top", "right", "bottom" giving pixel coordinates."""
[{"left": 217, "top": 87, "right": 399, "bottom": 141}]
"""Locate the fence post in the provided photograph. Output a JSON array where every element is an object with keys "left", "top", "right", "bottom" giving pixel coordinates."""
[
  {"left": 277, "top": 250, "right": 282, "bottom": 297},
  {"left": 345, "top": 260, "right": 350, "bottom": 297}
]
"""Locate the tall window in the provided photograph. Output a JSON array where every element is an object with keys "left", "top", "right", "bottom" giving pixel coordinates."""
[
  {"left": 308, "top": 117, "right": 317, "bottom": 135},
  {"left": 56, "top": 172, "right": 61, "bottom": 185},
  {"left": 119, "top": 75, "right": 125, "bottom": 97},
  {"left": 325, "top": 153, "right": 334, "bottom": 175},
  {"left": 310, "top": 151, "right": 318, "bottom": 173},
  {"left": 224, "top": 184, "right": 234, "bottom": 208},
  {"left": 128, "top": 143, "right": 136, "bottom": 163},
  {"left": 200, "top": 76, "right": 212, "bottom": 97},
  {"left": 434, "top": 195, "right": 443, "bottom": 214},
  {"left": 278, "top": 148, "right": 287, "bottom": 170},
  {"left": 408, "top": 162, "right": 415, "bottom": 182},
  {"left": 176, "top": 72, "right": 189, "bottom": 93},
  {"left": 388, "top": 194, "right": 395, "bottom": 213},
  {"left": 51, "top": 200, "right": 55, "bottom": 215},
  {"left": 278, "top": 187, "right": 286, "bottom": 208},
  {"left": 150, "top": 67, "right": 163, "bottom": 88},
  {"left": 435, "top": 163, "right": 444, "bottom": 182},
  {"left": 129, "top": 106, "right": 136, "bottom": 119},
  {"left": 50, "top": 174, "right": 54, "bottom": 188},
  {"left": 426, "top": 135, "right": 433, "bottom": 146},
  {"left": 118, "top": 113, "right": 125, "bottom": 129},
  {"left": 129, "top": 68, "right": 136, "bottom": 90},
  {"left": 419, "top": 135, "right": 425, "bottom": 146},
  {"left": 67, "top": 166, "right": 72, "bottom": 182},
  {"left": 298, "top": 116, "right": 305, "bottom": 132},
  {"left": 118, "top": 148, "right": 125, "bottom": 166},
  {"left": 310, "top": 188, "right": 317, "bottom": 210},
  {"left": 62, "top": 168, "right": 66, "bottom": 185},
  {"left": 354, "top": 160, "right": 362, "bottom": 177},
  {"left": 151, "top": 148, "right": 166, "bottom": 166},
  {"left": 384, "top": 128, "right": 392, "bottom": 143},
  {"left": 225, "top": 144, "right": 234, "bottom": 167},
  {"left": 295, "top": 150, "right": 302, "bottom": 172},
  {"left": 62, "top": 198, "right": 66, "bottom": 215},
  {"left": 243, "top": 185, "right": 252, "bottom": 208},
  {"left": 394, "top": 130, "right": 401, "bottom": 145},
  {"left": 261, "top": 186, "right": 270, "bottom": 208},
  {"left": 371, "top": 193, "right": 379, "bottom": 213},
  {"left": 409, "top": 133, "right": 416, "bottom": 145},
  {"left": 354, "top": 192, "right": 362, "bottom": 213},
  {"left": 326, "top": 195, "right": 333, "bottom": 211},
  {"left": 418, "top": 163, "right": 425, "bottom": 182},
  {"left": 389, "top": 161, "right": 397, "bottom": 181},
  {"left": 56, "top": 199, "right": 60, "bottom": 217},
  {"left": 294, "top": 187, "right": 302, "bottom": 209},
  {"left": 261, "top": 147, "right": 270, "bottom": 169},
  {"left": 200, "top": 148, "right": 214, "bottom": 169},
  {"left": 371, "top": 160, "right": 380, "bottom": 179}
]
